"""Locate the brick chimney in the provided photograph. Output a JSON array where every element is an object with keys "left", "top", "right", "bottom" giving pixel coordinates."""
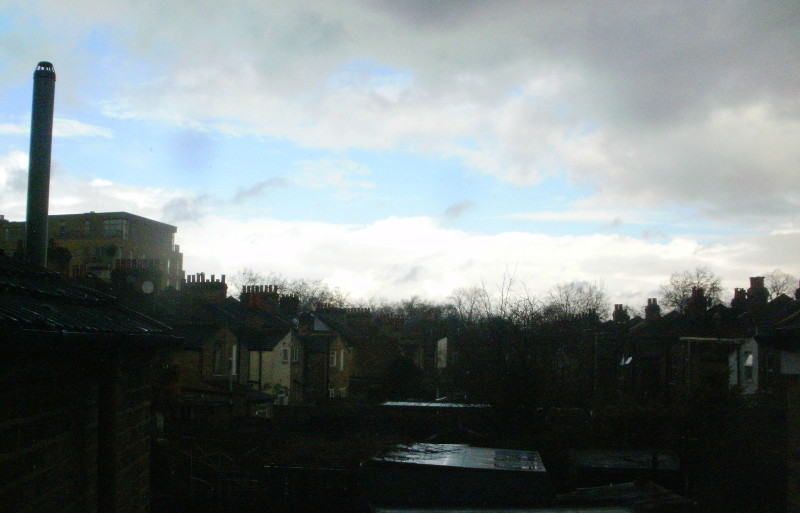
[
  {"left": 645, "top": 298, "right": 661, "bottom": 320},
  {"left": 612, "top": 304, "right": 630, "bottom": 323},
  {"left": 25, "top": 62, "right": 56, "bottom": 268},
  {"left": 731, "top": 287, "right": 748, "bottom": 312},
  {"left": 686, "top": 287, "right": 709, "bottom": 316},
  {"left": 279, "top": 294, "right": 300, "bottom": 316},
  {"left": 240, "top": 284, "right": 281, "bottom": 310},
  {"left": 747, "top": 276, "right": 769, "bottom": 306},
  {"left": 183, "top": 272, "right": 227, "bottom": 303}
]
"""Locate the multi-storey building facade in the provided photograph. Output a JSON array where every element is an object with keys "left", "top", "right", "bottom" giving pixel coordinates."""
[{"left": 0, "top": 211, "right": 184, "bottom": 289}]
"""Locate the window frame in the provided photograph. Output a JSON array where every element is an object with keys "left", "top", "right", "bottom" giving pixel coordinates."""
[
  {"left": 102, "top": 218, "right": 129, "bottom": 239},
  {"left": 743, "top": 352, "right": 754, "bottom": 381}
]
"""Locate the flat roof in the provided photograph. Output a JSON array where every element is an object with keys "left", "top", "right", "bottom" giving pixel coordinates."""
[
  {"left": 381, "top": 401, "right": 491, "bottom": 408},
  {"left": 569, "top": 449, "right": 680, "bottom": 471},
  {"left": 376, "top": 444, "right": 546, "bottom": 472},
  {"left": 374, "top": 508, "right": 632, "bottom": 513}
]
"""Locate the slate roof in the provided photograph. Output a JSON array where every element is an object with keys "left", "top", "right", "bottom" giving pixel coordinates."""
[
  {"left": 0, "top": 255, "right": 173, "bottom": 340},
  {"left": 240, "top": 331, "right": 288, "bottom": 351}
]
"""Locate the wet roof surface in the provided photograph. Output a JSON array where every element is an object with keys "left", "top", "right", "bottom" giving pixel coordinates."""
[
  {"left": 376, "top": 443, "right": 546, "bottom": 472},
  {"left": 381, "top": 401, "right": 491, "bottom": 408},
  {"left": 374, "top": 508, "right": 632, "bottom": 513}
]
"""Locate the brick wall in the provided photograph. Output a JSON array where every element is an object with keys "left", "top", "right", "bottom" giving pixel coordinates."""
[
  {"left": 0, "top": 344, "right": 158, "bottom": 513},
  {"left": 787, "top": 381, "right": 800, "bottom": 513}
]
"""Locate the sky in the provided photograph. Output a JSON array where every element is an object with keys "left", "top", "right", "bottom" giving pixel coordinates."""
[{"left": 1, "top": 1, "right": 799, "bottom": 310}]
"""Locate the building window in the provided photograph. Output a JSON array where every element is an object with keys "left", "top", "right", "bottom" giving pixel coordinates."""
[
  {"left": 213, "top": 343, "right": 226, "bottom": 376},
  {"left": 766, "top": 351, "right": 779, "bottom": 374},
  {"left": 338, "top": 387, "right": 347, "bottom": 398},
  {"left": 338, "top": 349, "right": 345, "bottom": 371},
  {"left": 281, "top": 348, "right": 289, "bottom": 364},
  {"left": 84, "top": 220, "right": 91, "bottom": 235},
  {"left": 328, "top": 388, "right": 335, "bottom": 398},
  {"left": 329, "top": 350, "right": 337, "bottom": 368},
  {"left": 291, "top": 346, "right": 299, "bottom": 362},
  {"left": 103, "top": 218, "right": 129, "bottom": 239},
  {"left": 744, "top": 352, "right": 754, "bottom": 381}
]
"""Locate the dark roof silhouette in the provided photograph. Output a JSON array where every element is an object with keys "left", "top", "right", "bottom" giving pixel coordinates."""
[{"left": 0, "top": 255, "right": 173, "bottom": 341}]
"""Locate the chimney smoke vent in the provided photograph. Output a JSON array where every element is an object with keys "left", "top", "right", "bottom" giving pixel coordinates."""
[{"left": 25, "top": 61, "right": 56, "bottom": 268}]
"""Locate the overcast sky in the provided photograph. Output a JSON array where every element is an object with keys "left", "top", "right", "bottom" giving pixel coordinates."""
[{"left": 1, "top": 1, "right": 799, "bottom": 309}]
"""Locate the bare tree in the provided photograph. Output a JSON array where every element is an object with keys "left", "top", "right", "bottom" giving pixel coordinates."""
[
  {"left": 448, "top": 285, "right": 492, "bottom": 323},
  {"left": 229, "top": 267, "right": 270, "bottom": 297},
  {"left": 543, "top": 280, "right": 610, "bottom": 320},
  {"left": 764, "top": 269, "right": 797, "bottom": 298},
  {"left": 659, "top": 266, "right": 723, "bottom": 312},
  {"left": 285, "top": 276, "right": 349, "bottom": 311},
  {"left": 230, "top": 269, "right": 348, "bottom": 310}
]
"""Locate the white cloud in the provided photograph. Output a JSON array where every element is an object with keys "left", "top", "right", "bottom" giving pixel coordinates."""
[
  {"left": 0, "top": 150, "right": 187, "bottom": 221},
  {"left": 0, "top": 124, "right": 27, "bottom": 136},
  {"left": 3, "top": 151, "right": 796, "bottom": 312},
  {"left": 5, "top": 1, "right": 795, "bottom": 227},
  {"left": 0, "top": 118, "right": 112, "bottom": 138},
  {"left": 2, "top": 1, "right": 800, "bottom": 310},
  {"left": 291, "top": 158, "right": 376, "bottom": 200},
  {"left": 54, "top": 118, "right": 113, "bottom": 138},
  {"left": 177, "top": 212, "right": 800, "bottom": 310}
]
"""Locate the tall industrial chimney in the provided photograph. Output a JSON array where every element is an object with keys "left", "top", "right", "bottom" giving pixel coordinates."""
[{"left": 25, "top": 61, "right": 56, "bottom": 268}]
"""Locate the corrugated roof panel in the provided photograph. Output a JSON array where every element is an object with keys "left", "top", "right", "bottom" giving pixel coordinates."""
[{"left": 0, "top": 256, "right": 171, "bottom": 336}]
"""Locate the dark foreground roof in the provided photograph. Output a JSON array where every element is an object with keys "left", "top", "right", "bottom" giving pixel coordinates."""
[
  {"left": 0, "top": 255, "right": 174, "bottom": 344},
  {"left": 362, "top": 443, "right": 552, "bottom": 508},
  {"left": 377, "top": 443, "right": 546, "bottom": 472},
  {"left": 558, "top": 481, "right": 696, "bottom": 512}
]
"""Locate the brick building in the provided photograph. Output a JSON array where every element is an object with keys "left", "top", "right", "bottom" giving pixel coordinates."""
[
  {"left": 0, "top": 211, "right": 184, "bottom": 290},
  {"left": 0, "top": 255, "right": 177, "bottom": 513}
]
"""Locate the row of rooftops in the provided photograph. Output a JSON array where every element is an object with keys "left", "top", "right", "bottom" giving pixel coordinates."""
[
  {"left": 6, "top": 253, "right": 800, "bottom": 354},
  {"left": 604, "top": 277, "right": 800, "bottom": 344}
]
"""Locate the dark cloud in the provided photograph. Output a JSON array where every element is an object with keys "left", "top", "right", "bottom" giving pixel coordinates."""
[
  {"left": 600, "top": 217, "right": 623, "bottom": 231},
  {"left": 443, "top": 201, "right": 476, "bottom": 219},
  {"left": 8, "top": 1, "right": 800, "bottom": 228},
  {"left": 395, "top": 265, "right": 423, "bottom": 284},
  {"left": 233, "top": 177, "right": 287, "bottom": 203},
  {"left": 161, "top": 195, "right": 212, "bottom": 224}
]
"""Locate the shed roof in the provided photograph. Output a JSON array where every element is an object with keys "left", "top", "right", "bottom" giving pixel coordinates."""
[
  {"left": 0, "top": 255, "right": 172, "bottom": 339},
  {"left": 376, "top": 443, "right": 546, "bottom": 472}
]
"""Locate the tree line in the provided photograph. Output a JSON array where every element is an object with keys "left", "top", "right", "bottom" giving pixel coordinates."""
[{"left": 233, "top": 265, "right": 798, "bottom": 322}]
